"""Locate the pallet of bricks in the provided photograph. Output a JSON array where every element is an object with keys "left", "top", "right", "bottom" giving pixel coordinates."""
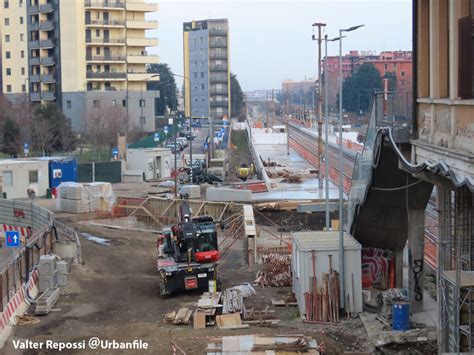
[{"left": 57, "top": 182, "right": 115, "bottom": 214}]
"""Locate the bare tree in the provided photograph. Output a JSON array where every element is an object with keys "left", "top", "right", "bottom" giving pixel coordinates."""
[{"left": 31, "top": 113, "right": 53, "bottom": 156}]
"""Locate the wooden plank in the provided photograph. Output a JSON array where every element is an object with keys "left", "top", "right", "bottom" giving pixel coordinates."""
[{"left": 216, "top": 313, "right": 242, "bottom": 329}]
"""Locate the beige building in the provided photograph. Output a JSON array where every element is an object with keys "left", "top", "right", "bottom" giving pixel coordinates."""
[{"left": 0, "top": 0, "right": 159, "bottom": 132}]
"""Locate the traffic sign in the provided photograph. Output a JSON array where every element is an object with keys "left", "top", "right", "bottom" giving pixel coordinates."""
[
  {"left": 112, "top": 147, "right": 118, "bottom": 157},
  {"left": 164, "top": 125, "right": 169, "bottom": 134},
  {"left": 216, "top": 132, "right": 223, "bottom": 138},
  {"left": 154, "top": 132, "right": 160, "bottom": 142},
  {"left": 6, "top": 231, "right": 20, "bottom": 247},
  {"left": 23, "top": 143, "right": 29, "bottom": 156}
]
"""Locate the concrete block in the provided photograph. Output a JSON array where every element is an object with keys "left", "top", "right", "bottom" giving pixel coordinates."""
[
  {"left": 56, "top": 261, "right": 68, "bottom": 275},
  {"left": 57, "top": 274, "right": 68, "bottom": 287},
  {"left": 206, "top": 187, "right": 251, "bottom": 202},
  {"left": 38, "top": 272, "right": 57, "bottom": 293},
  {"left": 55, "top": 241, "right": 78, "bottom": 263},
  {"left": 38, "top": 255, "right": 56, "bottom": 276},
  {"left": 123, "top": 170, "right": 143, "bottom": 183}
]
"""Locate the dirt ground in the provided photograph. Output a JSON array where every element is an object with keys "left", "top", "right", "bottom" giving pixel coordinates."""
[{"left": 4, "top": 214, "right": 373, "bottom": 355}]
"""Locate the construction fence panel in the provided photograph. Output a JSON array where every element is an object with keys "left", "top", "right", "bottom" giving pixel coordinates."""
[
  {"left": 94, "top": 161, "right": 122, "bottom": 183},
  {"left": 78, "top": 163, "right": 93, "bottom": 183}
]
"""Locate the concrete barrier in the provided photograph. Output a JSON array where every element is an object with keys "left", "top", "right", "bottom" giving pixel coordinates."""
[{"left": 206, "top": 187, "right": 252, "bottom": 202}]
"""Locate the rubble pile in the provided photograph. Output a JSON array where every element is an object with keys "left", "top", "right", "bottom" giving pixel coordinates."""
[{"left": 254, "top": 253, "right": 292, "bottom": 287}]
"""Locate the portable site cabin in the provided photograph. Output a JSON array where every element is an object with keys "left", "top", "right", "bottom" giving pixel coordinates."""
[
  {"left": 291, "top": 231, "right": 363, "bottom": 317},
  {"left": 126, "top": 148, "right": 171, "bottom": 181},
  {"left": 36, "top": 157, "right": 78, "bottom": 189},
  {"left": 0, "top": 159, "right": 49, "bottom": 199}
]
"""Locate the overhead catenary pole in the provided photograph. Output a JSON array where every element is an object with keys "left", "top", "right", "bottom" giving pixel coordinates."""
[
  {"left": 324, "top": 35, "right": 330, "bottom": 230},
  {"left": 312, "top": 22, "right": 326, "bottom": 189}
]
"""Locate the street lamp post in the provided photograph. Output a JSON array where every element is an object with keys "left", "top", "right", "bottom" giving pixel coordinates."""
[
  {"left": 338, "top": 24, "right": 364, "bottom": 311},
  {"left": 171, "top": 73, "right": 193, "bottom": 180},
  {"left": 323, "top": 35, "right": 344, "bottom": 231}
]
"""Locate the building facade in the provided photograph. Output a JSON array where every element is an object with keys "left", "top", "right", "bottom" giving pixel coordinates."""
[
  {"left": 183, "top": 19, "right": 230, "bottom": 119},
  {"left": 0, "top": 0, "right": 159, "bottom": 132}
]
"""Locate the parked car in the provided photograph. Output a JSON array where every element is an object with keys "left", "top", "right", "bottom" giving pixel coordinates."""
[
  {"left": 176, "top": 137, "right": 189, "bottom": 148},
  {"left": 191, "top": 121, "right": 202, "bottom": 128}
]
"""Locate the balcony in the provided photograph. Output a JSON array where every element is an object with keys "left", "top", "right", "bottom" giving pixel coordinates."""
[
  {"left": 126, "top": 37, "right": 159, "bottom": 47},
  {"left": 40, "top": 57, "right": 55, "bottom": 66},
  {"left": 127, "top": 72, "right": 158, "bottom": 81},
  {"left": 85, "top": 19, "right": 125, "bottom": 27},
  {"left": 86, "top": 37, "right": 126, "bottom": 45},
  {"left": 39, "top": 3, "right": 54, "bottom": 13},
  {"left": 86, "top": 72, "right": 127, "bottom": 80},
  {"left": 209, "top": 29, "right": 227, "bottom": 36},
  {"left": 85, "top": 0, "right": 125, "bottom": 10},
  {"left": 210, "top": 100, "right": 229, "bottom": 107},
  {"left": 30, "top": 57, "right": 40, "bottom": 65},
  {"left": 29, "top": 40, "right": 40, "bottom": 49},
  {"left": 40, "top": 39, "right": 54, "bottom": 48},
  {"left": 30, "top": 75, "right": 40, "bottom": 83},
  {"left": 29, "top": 22, "right": 39, "bottom": 31},
  {"left": 209, "top": 52, "right": 227, "bottom": 59},
  {"left": 209, "top": 64, "right": 228, "bottom": 71},
  {"left": 127, "top": 54, "right": 159, "bottom": 64},
  {"left": 126, "top": 2, "right": 158, "bottom": 12},
  {"left": 28, "top": 5, "right": 39, "bottom": 14},
  {"left": 210, "top": 88, "right": 228, "bottom": 95},
  {"left": 210, "top": 76, "right": 228, "bottom": 83},
  {"left": 126, "top": 20, "right": 158, "bottom": 30},
  {"left": 86, "top": 55, "right": 126, "bottom": 62},
  {"left": 209, "top": 40, "right": 227, "bottom": 48},
  {"left": 30, "top": 92, "right": 41, "bottom": 101},
  {"left": 41, "top": 74, "right": 56, "bottom": 83},
  {"left": 39, "top": 20, "right": 54, "bottom": 31},
  {"left": 42, "top": 91, "right": 56, "bottom": 101}
]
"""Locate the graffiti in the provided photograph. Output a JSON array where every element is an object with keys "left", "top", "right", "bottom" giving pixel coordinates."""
[
  {"left": 412, "top": 259, "right": 423, "bottom": 301},
  {"left": 361, "top": 248, "right": 392, "bottom": 288}
]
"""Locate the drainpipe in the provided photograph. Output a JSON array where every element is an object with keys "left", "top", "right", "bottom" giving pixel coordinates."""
[{"left": 412, "top": 0, "right": 418, "bottom": 139}]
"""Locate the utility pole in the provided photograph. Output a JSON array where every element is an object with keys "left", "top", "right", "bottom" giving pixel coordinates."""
[
  {"left": 271, "top": 88, "right": 275, "bottom": 128},
  {"left": 312, "top": 22, "right": 326, "bottom": 189}
]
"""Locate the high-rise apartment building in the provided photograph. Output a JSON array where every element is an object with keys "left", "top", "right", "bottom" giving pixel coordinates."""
[
  {"left": 183, "top": 19, "right": 230, "bottom": 119},
  {"left": 0, "top": 0, "right": 159, "bottom": 132}
]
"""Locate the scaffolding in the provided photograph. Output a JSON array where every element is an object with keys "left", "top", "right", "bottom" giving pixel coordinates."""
[{"left": 438, "top": 186, "right": 474, "bottom": 353}]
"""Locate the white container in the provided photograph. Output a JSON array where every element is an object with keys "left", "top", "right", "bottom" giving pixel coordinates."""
[
  {"left": 291, "top": 231, "right": 363, "bottom": 317},
  {"left": 56, "top": 261, "right": 68, "bottom": 275},
  {"left": 179, "top": 185, "right": 201, "bottom": 199},
  {"left": 57, "top": 274, "right": 68, "bottom": 287},
  {"left": 38, "top": 272, "right": 57, "bottom": 292}
]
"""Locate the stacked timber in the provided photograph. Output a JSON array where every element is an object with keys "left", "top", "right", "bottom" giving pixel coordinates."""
[{"left": 254, "top": 253, "right": 292, "bottom": 287}]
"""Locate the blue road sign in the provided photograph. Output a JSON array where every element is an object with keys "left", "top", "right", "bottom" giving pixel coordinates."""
[
  {"left": 112, "top": 147, "right": 118, "bottom": 156},
  {"left": 24, "top": 143, "right": 29, "bottom": 150},
  {"left": 216, "top": 132, "right": 223, "bottom": 138},
  {"left": 6, "top": 231, "right": 20, "bottom": 247},
  {"left": 154, "top": 132, "right": 160, "bottom": 142}
]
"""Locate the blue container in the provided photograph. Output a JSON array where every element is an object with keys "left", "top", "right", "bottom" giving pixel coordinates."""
[
  {"left": 392, "top": 302, "right": 410, "bottom": 331},
  {"left": 37, "top": 157, "right": 77, "bottom": 188}
]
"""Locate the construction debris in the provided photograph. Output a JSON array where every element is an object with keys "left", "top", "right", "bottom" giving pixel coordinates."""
[
  {"left": 272, "top": 293, "right": 298, "bottom": 307},
  {"left": 254, "top": 253, "right": 292, "bottom": 287},
  {"left": 377, "top": 288, "right": 408, "bottom": 326},
  {"left": 16, "top": 315, "right": 40, "bottom": 326},
  {"left": 222, "top": 288, "right": 243, "bottom": 314},
  {"left": 216, "top": 313, "right": 249, "bottom": 330},
  {"left": 243, "top": 306, "right": 280, "bottom": 325},
  {"left": 35, "top": 288, "right": 61, "bottom": 316},
  {"left": 164, "top": 308, "right": 193, "bottom": 325},
  {"left": 206, "top": 335, "right": 321, "bottom": 354}
]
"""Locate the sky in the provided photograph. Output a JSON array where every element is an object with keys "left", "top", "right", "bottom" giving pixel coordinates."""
[{"left": 147, "top": 0, "right": 412, "bottom": 91}]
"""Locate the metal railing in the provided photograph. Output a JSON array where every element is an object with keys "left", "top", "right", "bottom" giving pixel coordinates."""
[
  {"left": 209, "top": 29, "right": 227, "bottom": 36},
  {"left": 210, "top": 100, "right": 229, "bottom": 107},
  {"left": 39, "top": 20, "right": 54, "bottom": 31},
  {"left": 40, "top": 57, "right": 55, "bottom": 66},
  {"left": 210, "top": 76, "right": 228, "bottom": 83},
  {"left": 85, "top": 0, "right": 125, "bottom": 8},
  {"left": 30, "top": 57, "right": 40, "bottom": 65},
  {"left": 373, "top": 91, "right": 413, "bottom": 128},
  {"left": 209, "top": 52, "right": 228, "bottom": 59},
  {"left": 40, "top": 39, "right": 54, "bottom": 48},
  {"left": 86, "top": 37, "right": 126, "bottom": 44},
  {"left": 209, "top": 40, "right": 228, "bottom": 47},
  {"left": 210, "top": 88, "right": 228, "bottom": 94},
  {"left": 86, "top": 71, "right": 127, "bottom": 79},
  {"left": 29, "top": 40, "right": 40, "bottom": 49},
  {"left": 85, "top": 19, "right": 125, "bottom": 26},
  {"left": 39, "top": 3, "right": 54, "bottom": 13},
  {"left": 42, "top": 91, "right": 56, "bottom": 100},
  {"left": 209, "top": 64, "right": 228, "bottom": 71},
  {"left": 86, "top": 55, "right": 126, "bottom": 61},
  {"left": 41, "top": 74, "right": 56, "bottom": 83}
]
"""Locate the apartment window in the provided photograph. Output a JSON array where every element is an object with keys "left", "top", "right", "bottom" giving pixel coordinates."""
[
  {"left": 5, "top": 51, "right": 10, "bottom": 59},
  {"left": 96, "top": 47, "right": 100, "bottom": 55},
  {"left": 192, "top": 38, "right": 196, "bottom": 44},
  {"left": 401, "top": 71, "right": 405, "bottom": 77},
  {"left": 6, "top": 68, "right": 11, "bottom": 76},
  {"left": 4, "top": 18, "right": 9, "bottom": 26},
  {"left": 139, "top": 99, "right": 145, "bottom": 107},
  {"left": 193, "top": 61, "right": 197, "bottom": 66},
  {"left": 194, "top": 98, "right": 198, "bottom": 102},
  {"left": 20, "top": 33, "right": 23, "bottom": 41},
  {"left": 21, "top": 67, "right": 25, "bottom": 75},
  {"left": 194, "top": 72, "right": 197, "bottom": 78},
  {"left": 201, "top": 98, "right": 205, "bottom": 102},
  {"left": 112, "top": 99, "right": 116, "bottom": 107},
  {"left": 66, "top": 100, "right": 71, "bottom": 109},
  {"left": 95, "top": 29, "right": 100, "bottom": 37},
  {"left": 19, "top": 0, "right": 22, "bottom": 6},
  {"left": 201, "top": 84, "right": 205, "bottom": 90},
  {"left": 22, "top": 84, "right": 25, "bottom": 92},
  {"left": 122, "top": 99, "right": 126, "bottom": 107},
  {"left": 5, "top": 35, "right": 10, "bottom": 43},
  {"left": 19, "top": 16, "right": 23, "bottom": 24},
  {"left": 200, "top": 37, "right": 203, "bottom": 43},
  {"left": 3, "top": 171, "right": 12, "bottom": 187},
  {"left": 21, "top": 50, "right": 24, "bottom": 58},
  {"left": 384, "top": 63, "right": 388, "bottom": 70},
  {"left": 4, "top": 1, "right": 9, "bottom": 9},
  {"left": 28, "top": 171, "right": 38, "bottom": 184},
  {"left": 6, "top": 85, "right": 11, "bottom": 92},
  {"left": 459, "top": 14, "right": 474, "bottom": 98},
  {"left": 93, "top": 100, "right": 100, "bottom": 108},
  {"left": 200, "top": 72, "right": 204, "bottom": 78}
]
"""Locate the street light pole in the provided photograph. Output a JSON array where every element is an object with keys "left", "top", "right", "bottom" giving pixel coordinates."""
[{"left": 338, "top": 24, "right": 364, "bottom": 311}]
